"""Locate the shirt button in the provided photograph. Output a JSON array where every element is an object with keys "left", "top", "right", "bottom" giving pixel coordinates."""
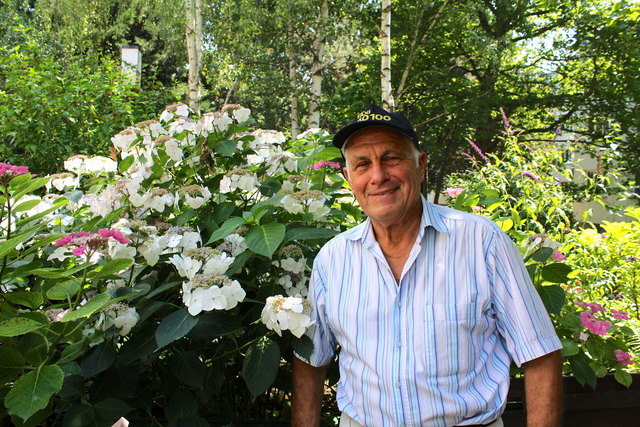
[
  {"left": 395, "top": 301, "right": 401, "bottom": 307},
  {"left": 396, "top": 341, "right": 401, "bottom": 348},
  {"left": 395, "top": 380, "right": 401, "bottom": 388}
]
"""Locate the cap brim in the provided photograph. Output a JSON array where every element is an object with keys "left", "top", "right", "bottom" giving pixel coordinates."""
[{"left": 333, "top": 121, "right": 415, "bottom": 149}]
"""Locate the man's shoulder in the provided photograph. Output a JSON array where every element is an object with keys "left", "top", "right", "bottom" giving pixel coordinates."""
[
  {"left": 426, "top": 202, "right": 502, "bottom": 233},
  {"left": 317, "top": 221, "right": 367, "bottom": 256}
]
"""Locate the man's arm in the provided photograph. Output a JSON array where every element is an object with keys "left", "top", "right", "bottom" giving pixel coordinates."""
[
  {"left": 292, "top": 356, "right": 330, "bottom": 427},
  {"left": 523, "top": 350, "right": 563, "bottom": 427}
]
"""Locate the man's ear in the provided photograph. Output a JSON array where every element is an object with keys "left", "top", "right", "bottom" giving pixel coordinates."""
[
  {"left": 342, "top": 166, "right": 350, "bottom": 181},
  {"left": 418, "top": 152, "right": 427, "bottom": 179}
]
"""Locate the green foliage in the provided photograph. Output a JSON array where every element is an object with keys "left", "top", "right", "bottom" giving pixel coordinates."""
[
  {"left": 444, "top": 120, "right": 638, "bottom": 388},
  {"left": 0, "top": 39, "right": 167, "bottom": 175}
]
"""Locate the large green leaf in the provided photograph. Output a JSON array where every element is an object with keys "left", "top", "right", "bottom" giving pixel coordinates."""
[
  {"left": 241, "top": 337, "right": 280, "bottom": 398},
  {"left": 537, "top": 285, "right": 565, "bottom": 315},
  {"left": 170, "top": 351, "right": 206, "bottom": 389},
  {"left": 614, "top": 370, "right": 632, "bottom": 388},
  {"left": 4, "top": 365, "right": 64, "bottom": 421},
  {"left": 0, "top": 316, "right": 47, "bottom": 337},
  {"left": 206, "top": 216, "right": 245, "bottom": 245},
  {"left": 540, "top": 263, "right": 573, "bottom": 283},
  {"left": 80, "top": 343, "right": 116, "bottom": 378},
  {"left": 215, "top": 139, "right": 237, "bottom": 157},
  {"left": 58, "top": 341, "right": 87, "bottom": 365},
  {"left": 284, "top": 226, "right": 339, "bottom": 244},
  {"left": 155, "top": 309, "right": 199, "bottom": 349},
  {"left": 88, "top": 258, "right": 133, "bottom": 279},
  {"left": 46, "top": 280, "right": 81, "bottom": 301},
  {"left": 569, "top": 354, "right": 596, "bottom": 389},
  {"left": 12, "top": 198, "right": 42, "bottom": 214},
  {"left": 0, "top": 234, "right": 29, "bottom": 258},
  {"left": 0, "top": 347, "right": 25, "bottom": 384},
  {"left": 532, "top": 247, "right": 554, "bottom": 263},
  {"left": 93, "top": 398, "right": 132, "bottom": 424},
  {"left": 3, "top": 291, "right": 43, "bottom": 309},
  {"left": 245, "top": 222, "right": 286, "bottom": 258},
  {"left": 61, "top": 294, "right": 112, "bottom": 322}
]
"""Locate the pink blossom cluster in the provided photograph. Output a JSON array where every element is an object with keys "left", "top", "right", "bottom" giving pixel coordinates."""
[
  {"left": 54, "top": 229, "right": 131, "bottom": 257},
  {"left": 444, "top": 187, "right": 464, "bottom": 198},
  {"left": 0, "top": 162, "right": 30, "bottom": 185},
  {"left": 574, "top": 301, "right": 606, "bottom": 313},
  {"left": 610, "top": 309, "right": 629, "bottom": 320},
  {"left": 614, "top": 349, "right": 634, "bottom": 366},
  {"left": 310, "top": 160, "right": 340, "bottom": 170},
  {"left": 551, "top": 250, "right": 565, "bottom": 261},
  {"left": 579, "top": 311, "right": 611, "bottom": 335}
]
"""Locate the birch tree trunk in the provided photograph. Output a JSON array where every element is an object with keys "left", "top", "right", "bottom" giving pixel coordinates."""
[
  {"left": 380, "top": 0, "right": 394, "bottom": 111},
  {"left": 185, "top": 0, "right": 203, "bottom": 114},
  {"left": 307, "top": 0, "right": 328, "bottom": 129},
  {"left": 287, "top": 21, "right": 300, "bottom": 138}
]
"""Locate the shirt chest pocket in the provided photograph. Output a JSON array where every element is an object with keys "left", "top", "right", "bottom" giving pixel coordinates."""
[{"left": 420, "top": 302, "right": 482, "bottom": 376}]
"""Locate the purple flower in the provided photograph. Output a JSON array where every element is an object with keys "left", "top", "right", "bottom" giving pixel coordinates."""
[
  {"left": 500, "top": 107, "right": 514, "bottom": 135},
  {"left": 627, "top": 257, "right": 638, "bottom": 262},
  {"left": 461, "top": 152, "right": 474, "bottom": 161},
  {"left": 466, "top": 138, "right": 490, "bottom": 164},
  {"left": 521, "top": 171, "right": 540, "bottom": 183}
]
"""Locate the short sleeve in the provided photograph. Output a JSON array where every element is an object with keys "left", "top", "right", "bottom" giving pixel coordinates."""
[
  {"left": 294, "top": 251, "right": 337, "bottom": 367},
  {"left": 486, "top": 229, "right": 562, "bottom": 366}
]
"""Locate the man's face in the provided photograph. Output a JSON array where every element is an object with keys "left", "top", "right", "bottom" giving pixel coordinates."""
[{"left": 343, "top": 127, "right": 426, "bottom": 228}]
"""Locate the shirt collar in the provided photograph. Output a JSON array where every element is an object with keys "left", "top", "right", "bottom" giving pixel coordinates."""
[{"left": 345, "top": 195, "right": 449, "bottom": 243}]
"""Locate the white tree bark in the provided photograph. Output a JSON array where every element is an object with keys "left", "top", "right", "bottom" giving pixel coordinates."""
[
  {"left": 287, "top": 21, "right": 300, "bottom": 138},
  {"left": 307, "top": 0, "right": 328, "bottom": 129},
  {"left": 380, "top": 0, "right": 394, "bottom": 111},
  {"left": 185, "top": 0, "right": 203, "bottom": 114}
]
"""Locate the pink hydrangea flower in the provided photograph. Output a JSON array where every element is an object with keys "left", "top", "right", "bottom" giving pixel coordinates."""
[
  {"left": 471, "top": 205, "right": 483, "bottom": 212},
  {"left": 614, "top": 350, "right": 634, "bottom": 366},
  {"left": 579, "top": 311, "right": 611, "bottom": 335},
  {"left": 0, "top": 162, "right": 32, "bottom": 185},
  {"left": 53, "top": 229, "right": 131, "bottom": 257},
  {"left": 610, "top": 309, "right": 629, "bottom": 320},
  {"left": 310, "top": 161, "right": 340, "bottom": 170},
  {"left": 574, "top": 301, "right": 606, "bottom": 313},
  {"left": 551, "top": 250, "right": 565, "bottom": 262},
  {"left": 444, "top": 187, "right": 464, "bottom": 198},
  {"left": 98, "top": 228, "right": 132, "bottom": 244}
]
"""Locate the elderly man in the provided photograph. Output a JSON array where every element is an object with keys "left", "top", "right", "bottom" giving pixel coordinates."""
[{"left": 292, "top": 105, "right": 562, "bottom": 427}]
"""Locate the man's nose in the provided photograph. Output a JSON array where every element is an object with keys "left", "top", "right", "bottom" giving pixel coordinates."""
[{"left": 369, "top": 162, "right": 388, "bottom": 184}]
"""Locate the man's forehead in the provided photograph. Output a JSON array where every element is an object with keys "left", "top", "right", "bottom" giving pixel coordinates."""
[{"left": 344, "top": 126, "right": 415, "bottom": 151}]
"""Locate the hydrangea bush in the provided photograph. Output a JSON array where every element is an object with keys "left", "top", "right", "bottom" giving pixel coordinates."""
[
  {"left": 444, "top": 116, "right": 638, "bottom": 388},
  {"left": 0, "top": 105, "right": 360, "bottom": 425}
]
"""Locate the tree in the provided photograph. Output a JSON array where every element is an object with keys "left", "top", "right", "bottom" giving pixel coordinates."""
[{"left": 186, "top": 0, "right": 203, "bottom": 113}]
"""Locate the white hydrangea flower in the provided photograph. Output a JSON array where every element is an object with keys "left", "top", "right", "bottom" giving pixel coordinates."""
[
  {"left": 278, "top": 257, "right": 306, "bottom": 275},
  {"left": 85, "top": 156, "right": 117, "bottom": 174},
  {"left": 251, "top": 129, "right": 286, "bottom": 148},
  {"left": 169, "top": 254, "right": 203, "bottom": 279},
  {"left": 219, "top": 169, "right": 258, "bottom": 194},
  {"left": 280, "top": 194, "right": 304, "bottom": 214},
  {"left": 223, "top": 233, "right": 247, "bottom": 256},
  {"left": 48, "top": 246, "right": 70, "bottom": 262},
  {"left": 232, "top": 106, "right": 251, "bottom": 123},
  {"left": 183, "top": 275, "right": 245, "bottom": 315},
  {"left": 308, "top": 199, "right": 330, "bottom": 221},
  {"left": 46, "top": 173, "right": 79, "bottom": 192},
  {"left": 95, "top": 304, "right": 139, "bottom": 336},
  {"left": 179, "top": 231, "right": 202, "bottom": 250},
  {"left": 111, "top": 128, "right": 138, "bottom": 152},
  {"left": 202, "top": 252, "right": 235, "bottom": 276},
  {"left": 261, "top": 295, "right": 312, "bottom": 338},
  {"left": 138, "top": 234, "right": 168, "bottom": 266},
  {"left": 108, "top": 241, "right": 137, "bottom": 260},
  {"left": 296, "top": 128, "right": 328, "bottom": 139},
  {"left": 160, "top": 103, "right": 190, "bottom": 122},
  {"left": 178, "top": 185, "right": 211, "bottom": 209},
  {"left": 64, "top": 155, "right": 88, "bottom": 174},
  {"left": 197, "top": 112, "right": 233, "bottom": 135}
]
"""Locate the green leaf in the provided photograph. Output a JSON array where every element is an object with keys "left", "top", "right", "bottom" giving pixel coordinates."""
[
  {"left": 58, "top": 341, "right": 87, "bottom": 365},
  {"left": 614, "top": 370, "right": 632, "bottom": 388},
  {"left": 241, "top": 337, "right": 280, "bottom": 398},
  {"left": 215, "top": 139, "right": 236, "bottom": 157},
  {"left": 560, "top": 339, "right": 579, "bottom": 357},
  {"left": 170, "top": 351, "right": 206, "bottom": 389},
  {"left": 3, "top": 292, "right": 43, "bottom": 309},
  {"left": 80, "top": 343, "right": 115, "bottom": 378},
  {"left": 540, "top": 263, "right": 573, "bottom": 283},
  {"left": 176, "top": 208, "right": 196, "bottom": 226},
  {"left": 12, "top": 199, "right": 42, "bottom": 214},
  {"left": 283, "top": 226, "right": 339, "bottom": 244},
  {"left": 93, "top": 398, "right": 132, "bottom": 424},
  {"left": 4, "top": 365, "right": 64, "bottom": 421},
  {"left": 30, "top": 267, "right": 76, "bottom": 279},
  {"left": 537, "top": 285, "right": 565, "bottom": 315},
  {"left": 0, "top": 347, "right": 25, "bottom": 384},
  {"left": 532, "top": 247, "right": 554, "bottom": 263},
  {"left": 205, "top": 216, "right": 245, "bottom": 245},
  {"left": 292, "top": 335, "right": 314, "bottom": 361},
  {"left": 188, "top": 311, "right": 243, "bottom": 339},
  {"left": 46, "top": 280, "right": 81, "bottom": 301},
  {"left": 245, "top": 222, "right": 286, "bottom": 258},
  {"left": 569, "top": 354, "right": 597, "bottom": 389},
  {"left": 155, "top": 308, "right": 199, "bottom": 349},
  {"left": 0, "top": 234, "right": 29, "bottom": 258},
  {"left": 165, "top": 389, "right": 198, "bottom": 423},
  {"left": 585, "top": 338, "right": 609, "bottom": 361},
  {"left": 0, "top": 316, "right": 47, "bottom": 337},
  {"left": 11, "top": 177, "right": 50, "bottom": 202},
  {"left": 61, "top": 294, "right": 112, "bottom": 322},
  {"left": 495, "top": 218, "right": 513, "bottom": 232},
  {"left": 88, "top": 258, "right": 133, "bottom": 279},
  {"left": 64, "top": 190, "right": 84, "bottom": 204},
  {"left": 118, "top": 155, "right": 135, "bottom": 173},
  {"left": 213, "top": 202, "right": 236, "bottom": 224}
]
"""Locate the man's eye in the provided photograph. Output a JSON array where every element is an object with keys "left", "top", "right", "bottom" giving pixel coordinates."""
[{"left": 355, "top": 162, "right": 368, "bottom": 169}]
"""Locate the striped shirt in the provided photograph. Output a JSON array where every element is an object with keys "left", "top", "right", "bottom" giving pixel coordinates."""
[{"left": 303, "top": 197, "right": 561, "bottom": 426}]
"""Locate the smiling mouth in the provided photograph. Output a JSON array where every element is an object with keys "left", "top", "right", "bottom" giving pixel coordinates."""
[{"left": 370, "top": 188, "right": 398, "bottom": 197}]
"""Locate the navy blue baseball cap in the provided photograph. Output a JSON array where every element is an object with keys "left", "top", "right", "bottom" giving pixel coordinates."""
[{"left": 332, "top": 104, "right": 419, "bottom": 150}]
